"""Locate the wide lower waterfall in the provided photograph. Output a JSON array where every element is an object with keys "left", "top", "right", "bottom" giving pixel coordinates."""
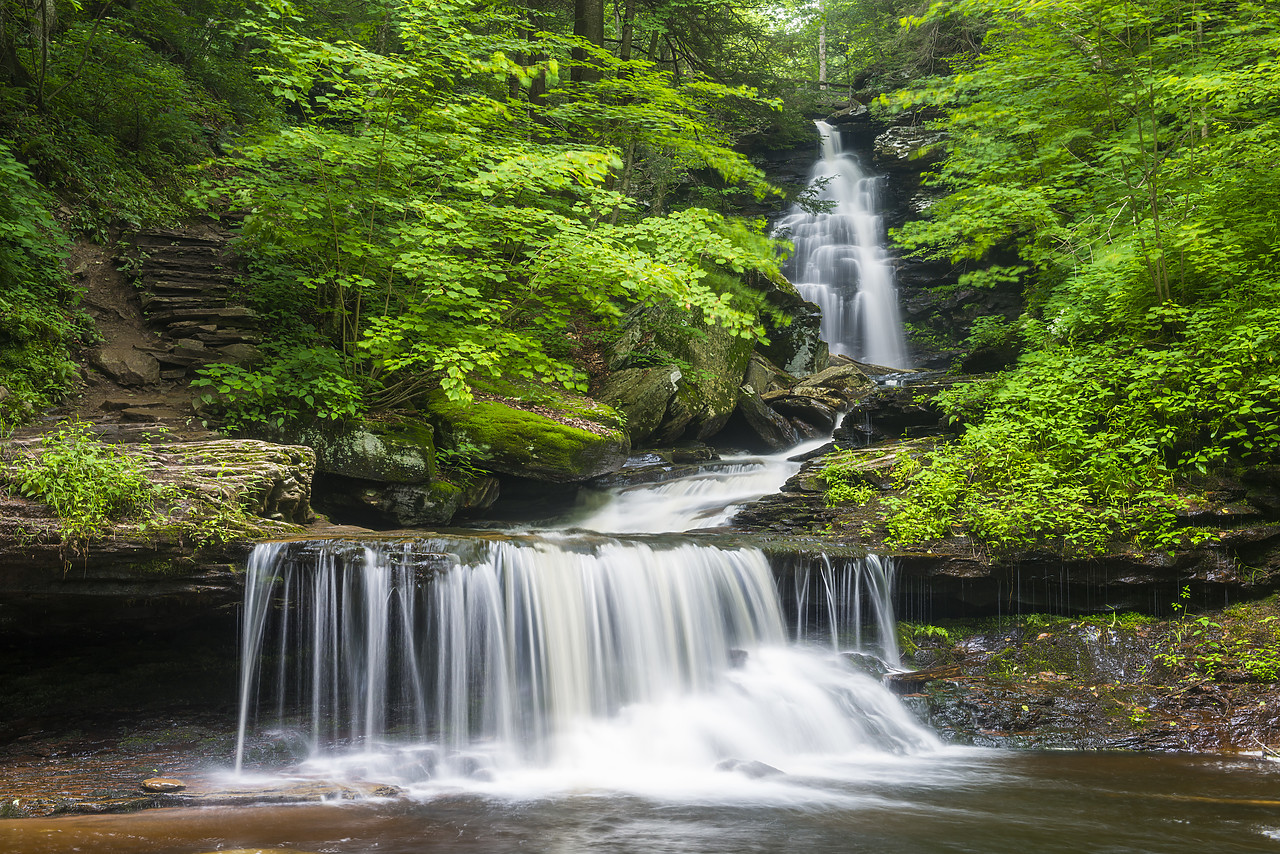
[
  {"left": 775, "top": 120, "right": 910, "bottom": 368},
  {"left": 234, "top": 537, "right": 936, "bottom": 790}
]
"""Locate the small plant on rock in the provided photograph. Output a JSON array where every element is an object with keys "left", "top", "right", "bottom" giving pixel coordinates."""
[{"left": 3, "top": 421, "right": 160, "bottom": 546}]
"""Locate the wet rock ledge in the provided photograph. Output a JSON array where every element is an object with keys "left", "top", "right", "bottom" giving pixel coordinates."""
[{"left": 0, "top": 438, "right": 316, "bottom": 638}]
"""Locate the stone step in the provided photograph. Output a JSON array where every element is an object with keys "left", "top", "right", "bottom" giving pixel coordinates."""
[
  {"left": 190, "top": 330, "right": 263, "bottom": 346},
  {"left": 147, "top": 280, "right": 232, "bottom": 295},
  {"left": 147, "top": 306, "right": 261, "bottom": 327},
  {"left": 136, "top": 246, "right": 229, "bottom": 262},
  {"left": 139, "top": 258, "right": 233, "bottom": 276},
  {"left": 140, "top": 294, "right": 229, "bottom": 312},
  {"left": 134, "top": 230, "right": 226, "bottom": 248}
]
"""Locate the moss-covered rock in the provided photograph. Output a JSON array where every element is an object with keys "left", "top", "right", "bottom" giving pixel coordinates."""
[
  {"left": 424, "top": 392, "right": 629, "bottom": 483},
  {"left": 268, "top": 419, "right": 436, "bottom": 484},
  {"left": 757, "top": 278, "right": 828, "bottom": 377},
  {"left": 743, "top": 353, "right": 796, "bottom": 397},
  {"left": 315, "top": 473, "right": 498, "bottom": 526},
  {"left": 608, "top": 301, "right": 755, "bottom": 443},
  {"left": 597, "top": 366, "right": 683, "bottom": 445}
]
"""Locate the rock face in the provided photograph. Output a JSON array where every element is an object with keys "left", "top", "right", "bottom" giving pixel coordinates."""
[
  {"left": 756, "top": 279, "right": 828, "bottom": 377},
  {"left": 424, "top": 392, "right": 629, "bottom": 483},
  {"left": 597, "top": 366, "right": 684, "bottom": 445},
  {"left": 873, "top": 126, "right": 947, "bottom": 172},
  {"left": 893, "top": 612, "right": 1280, "bottom": 752}
]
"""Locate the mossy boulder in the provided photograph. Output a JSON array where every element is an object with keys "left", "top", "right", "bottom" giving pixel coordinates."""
[
  {"left": 607, "top": 301, "right": 754, "bottom": 443},
  {"left": 269, "top": 419, "right": 436, "bottom": 484},
  {"left": 744, "top": 353, "right": 796, "bottom": 398},
  {"left": 757, "top": 277, "right": 828, "bottom": 377},
  {"left": 597, "top": 366, "right": 683, "bottom": 445},
  {"left": 314, "top": 473, "right": 498, "bottom": 527},
  {"left": 424, "top": 392, "right": 629, "bottom": 483}
]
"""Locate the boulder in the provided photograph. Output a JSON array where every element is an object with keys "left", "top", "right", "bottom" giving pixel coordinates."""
[
  {"left": 425, "top": 392, "right": 629, "bottom": 483},
  {"left": 737, "top": 386, "right": 800, "bottom": 450},
  {"left": 271, "top": 419, "right": 437, "bottom": 484},
  {"left": 608, "top": 301, "right": 754, "bottom": 442},
  {"left": 763, "top": 387, "right": 847, "bottom": 412},
  {"left": 90, "top": 349, "right": 160, "bottom": 387},
  {"left": 795, "top": 364, "right": 875, "bottom": 398},
  {"left": 744, "top": 353, "right": 796, "bottom": 397},
  {"left": 769, "top": 395, "right": 839, "bottom": 433},
  {"left": 596, "top": 366, "right": 683, "bottom": 445},
  {"left": 211, "top": 342, "right": 264, "bottom": 366},
  {"left": 315, "top": 474, "right": 499, "bottom": 527}
]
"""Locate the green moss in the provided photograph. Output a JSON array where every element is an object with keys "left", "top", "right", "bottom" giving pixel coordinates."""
[
  {"left": 425, "top": 391, "right": 628, "bottom": 482},
  {"left": 469, "top": 375, "right": 624, "bottom": 428}
]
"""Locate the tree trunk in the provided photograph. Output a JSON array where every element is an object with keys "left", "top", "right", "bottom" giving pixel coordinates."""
[
  {"left": 571, "top": 0, "right": 604, "bottom": 83},
  {"left": 619, "top": 0, "right": 634, "bottom": 63},
  {"left": 818, "top": 4, "right": 828, "bottom": 91}
]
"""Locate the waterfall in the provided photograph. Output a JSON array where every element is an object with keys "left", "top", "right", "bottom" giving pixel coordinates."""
[
  {"left": 775, "top": 120, "right": 910, "bottom": 368},
  {"left": 234, "top": 538, "right": 935, "bottom": 788}
]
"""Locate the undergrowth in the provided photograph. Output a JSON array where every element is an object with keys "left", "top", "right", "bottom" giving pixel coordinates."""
[{"left": 2, "top": 421, "right": 279, "bottom": 551}]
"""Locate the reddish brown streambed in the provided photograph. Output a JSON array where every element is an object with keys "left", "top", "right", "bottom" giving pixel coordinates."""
[{"left": 3, "top": 750, "right": 1280, "bottom": 854}]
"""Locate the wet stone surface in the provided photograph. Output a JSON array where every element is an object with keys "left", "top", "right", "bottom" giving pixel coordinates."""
[{"left": 0, "top": 716, "right": 403, "bottom": 818}]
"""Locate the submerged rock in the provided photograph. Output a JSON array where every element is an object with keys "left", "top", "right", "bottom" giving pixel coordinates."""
[{"left": 715, "top": 758, "right": 783, "bottom": 778}]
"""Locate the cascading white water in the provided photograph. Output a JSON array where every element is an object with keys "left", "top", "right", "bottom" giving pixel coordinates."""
[
  {"left": 775, "top": 120, "right": 910, "bottom": 368},
  {"left": 562, "top": 435, "right": 832, "bottom": 534},
  {"left": 234, "top": 538, "right": 936, "bottom": 795}
]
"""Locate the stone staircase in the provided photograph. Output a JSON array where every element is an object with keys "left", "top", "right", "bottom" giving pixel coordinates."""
[{"left": 126, "top": 228, "right": 264, "bottom": 379}]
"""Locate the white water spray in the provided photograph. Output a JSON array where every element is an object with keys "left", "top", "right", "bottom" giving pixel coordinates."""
[{"left": 775, "top": 120, "right": 910, "bottom": 368}]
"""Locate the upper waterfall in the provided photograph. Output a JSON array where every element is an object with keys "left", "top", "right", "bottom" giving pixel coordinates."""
[{"left": 775, "top": 120, "right": 911, "bottom": 368}]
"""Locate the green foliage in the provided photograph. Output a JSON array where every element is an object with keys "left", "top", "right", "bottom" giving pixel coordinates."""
[
  {"left": 4, "top": 421, "right": 160, "bottom": 544},
  {"left": 1158, "top": 590, "right": 1280, "bottom": 681},
  {"left": 192, "top": 348, "right": 366, "bottom": 431},
  {"left": 963, "top": 315, "right": 1018, "bottom": 350},
  {"left": 871, "top": 0, "right": 1280, "bottom": 556},
  {"left": 184, "top": 0, "right": 785, "bottom": 426},
  {"left": 0, "top": 142, "right": 77, "bottom": 425},
  {"left": 819, "top": 450, "right": 880, "bottom": 506}
]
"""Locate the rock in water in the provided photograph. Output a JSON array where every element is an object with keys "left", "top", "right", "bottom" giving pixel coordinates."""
[
  {"left": 141, "top": 777, "right": 186, "bottom": 792},
  {"left": 715, "top": 759, "right": 783, "bottom": 778}
]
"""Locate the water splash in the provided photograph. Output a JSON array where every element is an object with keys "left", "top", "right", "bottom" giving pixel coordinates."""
[{"left": 775, "top": 120, "right": 910, "bottom": 368}]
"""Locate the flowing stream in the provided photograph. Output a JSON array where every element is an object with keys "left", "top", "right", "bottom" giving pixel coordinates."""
[{"left": 775, "top": 120, "right": 910, "bottom": 367}]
